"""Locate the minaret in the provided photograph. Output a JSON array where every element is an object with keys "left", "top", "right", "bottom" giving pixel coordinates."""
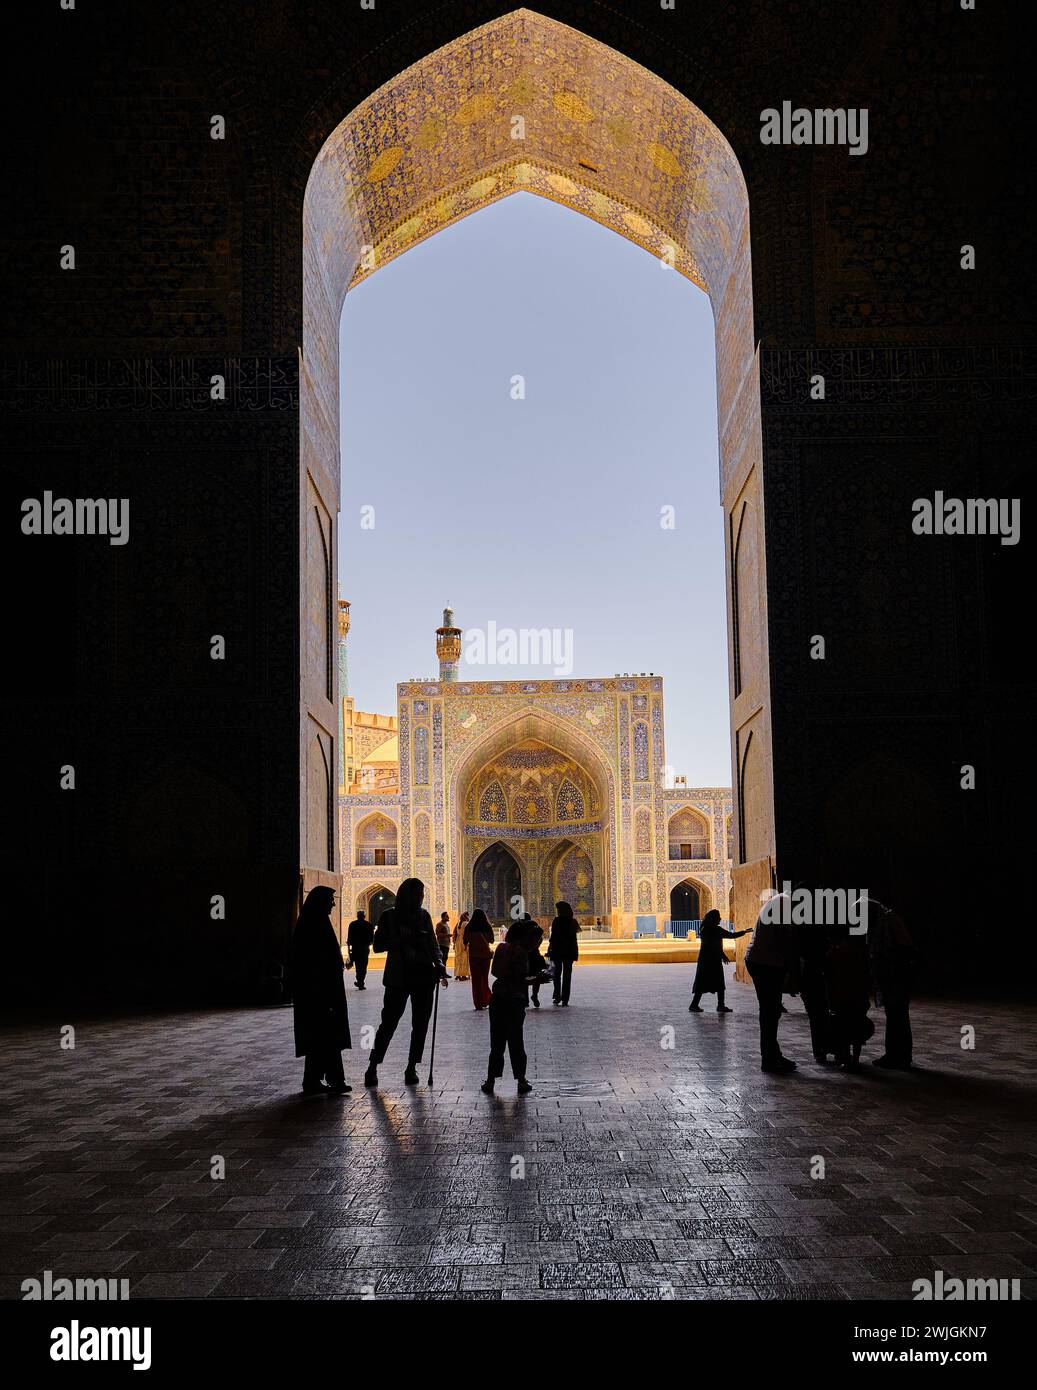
[
  {"left": 436, "top": 605, "right": 462, "bottom": 683},
  {"left": 337, "top": 599, "right": 351, "bottom": 788}
]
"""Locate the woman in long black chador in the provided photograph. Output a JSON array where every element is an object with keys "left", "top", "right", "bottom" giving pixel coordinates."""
[
  {"left": 291, "top": 886, "right": 352, "bottom": 1096},
  {"left": 688, "top": 908, "right": 750, "bottom": 1013}
]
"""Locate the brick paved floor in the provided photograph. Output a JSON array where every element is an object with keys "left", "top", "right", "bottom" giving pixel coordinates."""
[{"left": 2, "top": 968, "right": 1035, "bottom": 1301}]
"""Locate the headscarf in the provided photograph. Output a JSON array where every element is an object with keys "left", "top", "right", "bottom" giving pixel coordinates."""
[
  {"left": 465, "top": 908, "right": 493, "bottom": 943},
  {"left": 291, "top": 886, "right": 338, "bottom": 969},
  {"left": 394, "top": 877, "right": 425, "bottom": 924}
]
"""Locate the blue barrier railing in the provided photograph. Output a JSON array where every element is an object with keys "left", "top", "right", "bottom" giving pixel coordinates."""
[
  {"left": 633, "top": 919, "right": 735, "bottom": 940},
  {"left": 665, "top": 919, "right": 734, "bottom": 939}
]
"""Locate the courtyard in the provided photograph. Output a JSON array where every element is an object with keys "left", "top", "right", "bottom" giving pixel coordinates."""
[{"left": 2, "top": 967, "right": 1035, "bottom": 1302}]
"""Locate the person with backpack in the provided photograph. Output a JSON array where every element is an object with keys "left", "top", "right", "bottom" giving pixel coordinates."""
[{"left": 363, "top": 878, "right": 448, "bottom": 1088}]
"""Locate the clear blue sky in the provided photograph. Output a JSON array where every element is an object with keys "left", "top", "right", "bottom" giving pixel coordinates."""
[{"left": 338, "top": 192, "right": 731, "bottom": 785}]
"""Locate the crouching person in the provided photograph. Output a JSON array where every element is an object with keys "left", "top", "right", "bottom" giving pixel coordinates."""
[{"left": 481, "top": 921, "right": 536, "bottom": 1096}]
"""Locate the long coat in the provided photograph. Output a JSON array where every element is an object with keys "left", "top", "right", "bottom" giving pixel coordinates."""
[
  {"left": 548, "top": 916, "right": 581, "bottom": 962},
  {"left": 692, "top": 920, "right": 741, "bottom": 995},
  {"left": 291, "top": 911, "right": 351, "bottom": 1058}
]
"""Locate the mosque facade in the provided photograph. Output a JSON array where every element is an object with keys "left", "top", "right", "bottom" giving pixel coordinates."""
[{"left": 338, "top": 603, "right": 732, "bottom": 932}]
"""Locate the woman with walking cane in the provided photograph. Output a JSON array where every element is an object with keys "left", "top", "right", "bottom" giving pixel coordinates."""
[{"left": 363, "top": 878, "right": 448, "bottom": 1089}]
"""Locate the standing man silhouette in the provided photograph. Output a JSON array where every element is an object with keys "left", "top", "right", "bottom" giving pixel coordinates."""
[
  {"left": 346, "top": 909, "right": 374, "bottom": 989},
  {"left": 435, "top": 911, "right": 453, "bottom": 975},
  {"left": 745, "top": 891, "right": 799, "bottom": 1073}
]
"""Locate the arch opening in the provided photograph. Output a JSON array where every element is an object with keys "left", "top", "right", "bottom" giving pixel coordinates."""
[
  {"left": 452, "top": 708, "right": 614, "bottom": 922},
  {"left": 299, "top": 8, "right": 777, "bottom": 917},
  {"left": 670, "top": 876, "right": 711, "bottom": 924},
  {"left": 472, "top": 841, "right": 522, "bottom": 925}
]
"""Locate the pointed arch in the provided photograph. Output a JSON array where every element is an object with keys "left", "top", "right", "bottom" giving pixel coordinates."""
[
  {"left": 557, "top": 842, "right": 595, "bottom": 917},
  {"left": 360, "top": 883, "right": 397, "bottom": 924},
  {"left": 667, "top": 806, "right": 711, "bottom": 860},
  {"left": 473, "top": 840, "right": 522, "bottom": 922},
  {"left": 732, "top": 500, "right": 749, "bottom": 697},
  {"left": 354, "top": 811, "right": 399, "bottom": 867},
  {"left": 555, "top": 776, "right": 585, "bottom": 822},
  {"left": 669, "top": 876, "right": 712, "bottom": 922},
  {"left": 300, "top": 7, "right": 776, "bottom": 902},
  {"left": 737, "top": 730, "right": 756, "bottom": 865},
  {"left": 477, "top": 779, "right": 508, "bottom": 823},
  {"left": 306, "top": 734, "right": 331, "bottom": 870}
]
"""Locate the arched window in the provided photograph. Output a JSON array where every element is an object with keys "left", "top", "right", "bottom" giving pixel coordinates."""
[
  {"left": 557, "top": 845, "right": 594, "bottom": 916},
  {"left": 355, "top": 813, "right": 399, "bottom": 867},
  {"left": 667, "top": 807, "right": 710, "bottom": 860}
]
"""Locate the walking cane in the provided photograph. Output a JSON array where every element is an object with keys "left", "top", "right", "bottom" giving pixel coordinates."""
[{"left": 427, "top": 976, "right": 441, "bottom": 1087}]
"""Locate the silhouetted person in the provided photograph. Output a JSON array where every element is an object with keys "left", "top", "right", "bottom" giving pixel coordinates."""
[
  {"left": 521, "top": 913, "right": 546, "bottom": 1008},
  {"left": 482, "top": 921, "right": 536, "bottom": 1095},
  {"left": 824, "top": 928, "right": 874, "bottom": 1069},
  {"left": 689, "top": 909, "right": 750, "bottom": 1012},
  {"left": 548, "top": 901, "right": 581, "bottom": 1005},
  {"left": 452, "top": 910, "right": 471, "bottom": 980},
  {"left": 291, "top": 885, "right": 351, "bottom": 1096},
  {"left": 866, "top": 896, "right": 916, "bottom": 1069},
  {"left": 347, "top": 910, "right": 374, "bottom": 989},
  {"left": 796, "top": 921, "right": 835, "bottom": 1061},
  {"left": 465, "top": 909, "right": 494, "bottom": 1010},
  {"left": 364, "top": 878, "right": 447, "bottom": 1088},
  {"left": 435, "top": 911, "right": 453, "bottom": 973},
  {"left": 745, "top": 892, "right": 799, "bottom": 1072}
]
